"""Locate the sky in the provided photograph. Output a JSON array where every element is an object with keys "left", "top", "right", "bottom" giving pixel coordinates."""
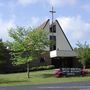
[{"left": 0, "top": 0, "right": 90, "bottom": 47}]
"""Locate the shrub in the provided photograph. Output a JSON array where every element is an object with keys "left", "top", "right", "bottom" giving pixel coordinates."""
[{"left": 30, "top": 65, "right": 55, "bottom": 71}]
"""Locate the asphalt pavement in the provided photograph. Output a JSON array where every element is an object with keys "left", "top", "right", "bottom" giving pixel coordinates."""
[{"left": 0, "top": 81, "right": 90, "bottom": 90}]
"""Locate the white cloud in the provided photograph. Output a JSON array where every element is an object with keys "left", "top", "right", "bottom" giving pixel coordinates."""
[
  {"left": 17, "top": 0, "right": 39, "bottom": 6},
  {"left": 17, "top": 0, "right": 77, "bottom": 7},
  {"left": 27, "top": 16, "right": 49, "bottom": 28},
  {"left": 22, "top": 16, "right": 41, "bottom": 28},
  {"left": 48, "top": 0, "right": 59, "bottom": 7},
  {"left": 47, "top": 0, "right": 77, "bottom": 7},
  {"left": 57, "top": 16, "right": 90, "bottom": 47},
  {"left": 30, "top": 16, "right": 40, "bottom": 27},
  {"left": 0, "top": 18, "right": 15, "bottom": 41},
  {"left": 0, "top": 15, "right": 48, "bottom": 41},
  {"left": 82, "top": 4, "right": 90, "bottom": 12}
]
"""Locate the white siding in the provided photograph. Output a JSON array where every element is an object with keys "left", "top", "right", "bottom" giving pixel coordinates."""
[
  {"left": 57, "top": 50, "right": 77, "bottom": 57},
  {"left": 50, "top": 50, "right": 57, "bottom": 58},
  {"left": 43, "top": 20, "right": 50, "bottom": 51},
  {"left": 39, "top": 19, "right": 77, "bottom": 57},
  {"left": 55, "top": 21, "right": 72, "bottom": 51}
]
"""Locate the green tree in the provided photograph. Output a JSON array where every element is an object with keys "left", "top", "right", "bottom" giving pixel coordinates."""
[
  {"left": 76, "top": 41, "right": 90, "bottom": 69},
  {"left": 8, "top": 26, "right": 50, "bottom": 78},
  {"left": 0, "top": 39, "right": 11, "bottom": 73},
  {"left": 25, "top": 28, "right": 49, "bottom": 57}
]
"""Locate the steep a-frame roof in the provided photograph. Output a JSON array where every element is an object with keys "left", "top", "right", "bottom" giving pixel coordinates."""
[
  {"left": 50, "top": 20, "right": 77, "bottom": 58},
  {"left": 56, "top": 20, "right": 73, "bottom": 51},
  {"left": 37, "top": 19, "right": 76, "bottom": 57},
  {"left": 38, "top": 19, "right": 50, "bottom": 29}
]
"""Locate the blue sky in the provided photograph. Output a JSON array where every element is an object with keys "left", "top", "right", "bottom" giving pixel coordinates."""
[{"left": 0, "top": 0, "right": 90, "bottom": 47}]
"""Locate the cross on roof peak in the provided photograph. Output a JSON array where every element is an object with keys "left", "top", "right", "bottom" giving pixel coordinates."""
[{"left": 49, "top": 6, "right": 56, "bottom": 24}]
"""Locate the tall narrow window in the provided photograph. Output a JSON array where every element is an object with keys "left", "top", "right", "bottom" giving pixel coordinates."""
[
  {"left": 50, "top": 25, "right": 56, "bottom": 33},
  {"left": 50, "top": 35, "right": 56, "bottom": 51}
]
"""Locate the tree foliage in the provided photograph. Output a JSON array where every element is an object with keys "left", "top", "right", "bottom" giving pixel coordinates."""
[
  {"left": 8, "top": 26, "right": 50, "bottom": 77},
  {"left": 7, "top": 27, "right": 31, "bottom": 65},
  {"left": 0, "top": 39, "right": 11, "bottom": 73},
  {"left": 8, "top": 27, "right": 49, "bottom": 65},
  {"left": 75, "top": 41, "right": 90, "bottom": 68},
  {"left": 25, "top": 28, "right": 49, "bottom": 57},
  {"left": 9, "top": 26, "right": 31, "bottom": 51}
]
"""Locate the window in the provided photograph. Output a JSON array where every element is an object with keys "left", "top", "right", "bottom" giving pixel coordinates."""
[
  {"left": 50, "top": 35, "right": 56, "bottom": 51},
  {"left": 50, "top": 35, "right": 56, "bottom": 41},
  {"left": 50, "top": 25, "right": 56, "bottom": 33},
  {"left": 50, "top": 45, "right": 56, "bottom": 51}
]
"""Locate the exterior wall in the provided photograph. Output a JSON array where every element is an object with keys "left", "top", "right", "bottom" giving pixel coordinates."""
[
  {"left": 57, "top": 50, "right": 77, "bottom": 57},
  {"left": 30, "top": 19, "right": 77, "bottom": 67},
  {"left": 29, "top": 52, "right": 51, "bottom": 67},
  {"left": 39, "top": 19, "right": 75, "bottom": 53},
  {"left": 50, "top": 50, "right": 77, "bottom": 58},
  {"left": 51, "top": 57, "right": 76, "bottom": 68},
  {"left": 43, "top": 19, "right": 76, "bottom": 59},
  {"left": 55, "top": 21, "right": 73, "bottom": 51},
  {"left": 42, "top": 19, "right": 73, "bottom": 52},
  {"left": 43, "top": 20, "right": 50, "bottom": 51}
]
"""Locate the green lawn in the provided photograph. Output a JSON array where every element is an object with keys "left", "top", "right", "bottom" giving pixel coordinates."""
[{"left": 0, "top": 69, "right": 90, "bottom": 86}]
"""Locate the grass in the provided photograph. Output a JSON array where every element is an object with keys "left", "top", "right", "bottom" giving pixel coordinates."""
[{"left": 0, "top": 69, "right": 90, "bottom": 86}]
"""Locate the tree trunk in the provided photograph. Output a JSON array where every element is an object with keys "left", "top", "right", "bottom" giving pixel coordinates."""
[{"left": 27, "top": 62, "right": 30, "bottom": 78}]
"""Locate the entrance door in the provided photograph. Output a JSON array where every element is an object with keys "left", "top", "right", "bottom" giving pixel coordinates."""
[
  {"left": 51, "top": 57, "right": 74, "bottom": 68},
  {"left": 63, "top": 57, "right": 73, "bottom": 68},
  {"left": 51, "top": 58, "right": 61, "bottom": 68}
]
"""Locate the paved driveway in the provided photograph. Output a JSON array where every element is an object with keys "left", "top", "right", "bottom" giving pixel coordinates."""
[{"left": 0, "top": 81, "right": 90, "bottom": 90}]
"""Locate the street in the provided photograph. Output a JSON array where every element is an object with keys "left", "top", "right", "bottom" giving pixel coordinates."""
[{"left": 0, "top": 81, "right": 90, "bottom": 90}]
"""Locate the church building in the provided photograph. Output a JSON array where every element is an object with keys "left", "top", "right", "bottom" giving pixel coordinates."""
[
  {"left": 38, "top": 19, "right": 77, "bottom": 68},
  {"left": 30, "top": 7, "right": 77, "bottom": 68}
]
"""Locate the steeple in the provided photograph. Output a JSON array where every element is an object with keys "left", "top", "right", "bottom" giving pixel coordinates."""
[{"left": 49, "top": 6, "right": 56, "bottom": 51}]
